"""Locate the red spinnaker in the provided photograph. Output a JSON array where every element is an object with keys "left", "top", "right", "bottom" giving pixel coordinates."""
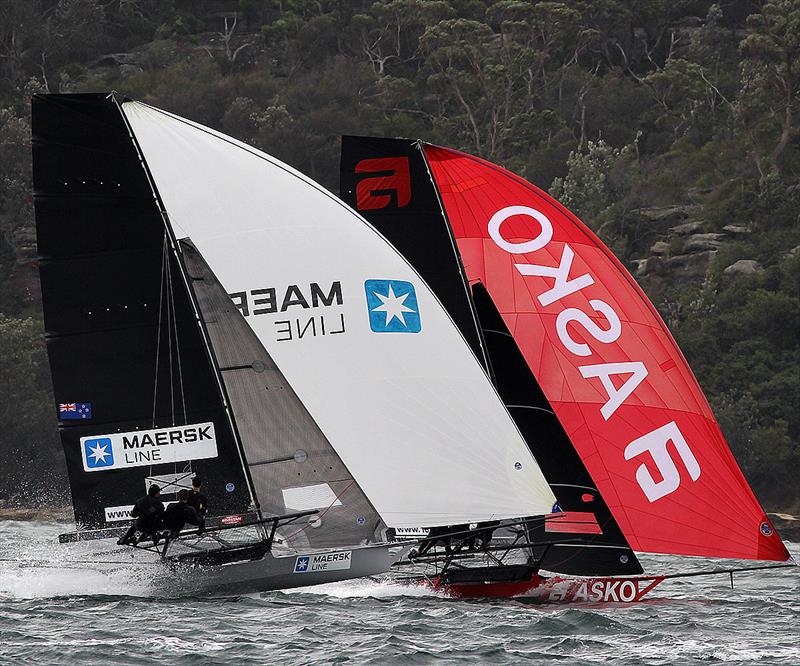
[{"left": 424, "top": 144, "right": 789, "bottom": 562}]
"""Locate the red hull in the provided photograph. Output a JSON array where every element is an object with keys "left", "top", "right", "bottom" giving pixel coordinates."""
[
  {"left": 426, "top": 573, "right": 666, "bottom": 603},
  {"left": 428, "top": 573, "right": 546, "bottom": 598}
]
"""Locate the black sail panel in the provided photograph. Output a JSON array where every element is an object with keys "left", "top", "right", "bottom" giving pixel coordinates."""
[
  {"left": 181, "top": 240, "right": 384, "bottom": 548},
  {"left": 33, "top": 93, "right": 252, "bottom": 528},
  {"left": 340, "top": 136, "right": 486, "bottom": 366},
  {"left": 471, "top": 284, "right": 641, "bottom": 575},
  {"left": 341, "top": 135, "right": 640, "bottom": 575}
]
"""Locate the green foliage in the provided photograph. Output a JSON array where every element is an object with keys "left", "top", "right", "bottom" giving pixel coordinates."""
[
  {"left": 0, "top": 315, "right": 65, "bottom": 504},
  {"left": 550, "top": 139, "right": 632, "bottom": 224},
  {"left": 0, "top": 0, "right": 797, "bottom": 509}
]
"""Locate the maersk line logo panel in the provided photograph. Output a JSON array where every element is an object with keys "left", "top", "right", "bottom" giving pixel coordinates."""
[
  {"left": 79, "top": 422, "right": 218, "bottom": 472},
  {"left": 293, "top": 550, "right": 352, "bottom": 573},
  {"left": 83, "top": 437, "right": 114, "bottom": 469},
  {"left": 365, "top": 279, "right": 421, "bottom": 333}
]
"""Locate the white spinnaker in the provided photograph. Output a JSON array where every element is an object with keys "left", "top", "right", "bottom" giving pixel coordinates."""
[{"left": 123, "top": 101, "right": 556, "bottom": 527}]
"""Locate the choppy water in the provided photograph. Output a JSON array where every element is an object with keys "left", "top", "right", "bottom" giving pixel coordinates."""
[{"left": 0, "top": 520, "right": 797, "bottom": 665}]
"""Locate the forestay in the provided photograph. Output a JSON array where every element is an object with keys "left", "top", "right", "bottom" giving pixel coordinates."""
[{"left": 122, "top": 102, "right": 556, "bottom": 527}]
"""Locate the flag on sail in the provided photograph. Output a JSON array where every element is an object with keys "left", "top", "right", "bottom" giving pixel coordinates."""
[
  {"left": 423, "top": 143, "right": 789, "bottom": 562},
  {"left": 58, "top": 402, "right": 92, "bottom": 420}
]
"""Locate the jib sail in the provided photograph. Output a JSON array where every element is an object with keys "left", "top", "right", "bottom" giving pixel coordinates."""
[
  {"left": 32, "top": 93, "right": 253, "bottom": 528},
  {"left": 120, "top": 101, "right": 557, "bottom": 527},
  {"left": 340, "top": 136, "right": 640, "bottom": 574},
  {"left": 422, "top": 143, "right": 789, "bottom": 562},
  {"left": 181, "top": 240, "right": 383, "bottom": 548}
]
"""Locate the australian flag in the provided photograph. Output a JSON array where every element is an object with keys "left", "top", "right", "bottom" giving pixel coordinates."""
[{"left": 58, "top": 402, "right": 92, "bottom": 420}]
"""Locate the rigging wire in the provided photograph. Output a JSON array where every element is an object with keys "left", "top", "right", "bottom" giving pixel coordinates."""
[
  {"left": 168, "top": 247, "right": 188, "bottom": 426},
  {"left": 282, "top": 480, "right": 357, "bottom": 542},
  {"left": 165, "top": 242, "right": 175, "bottom": 426},
  {"left": 151, "top": 233, "right": 168, "bottom": 429}
]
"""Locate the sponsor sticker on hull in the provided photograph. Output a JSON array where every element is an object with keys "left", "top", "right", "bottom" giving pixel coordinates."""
[
  {"left": 543, "top": 576, "right": 665, "bottom": 603},
  {"left": 293, "top": 551, "right": 352, "bottom": 574},
  {"left": 104, "top": 505, "right": 134, "bottom": 522},
  {"left": 80, "top": 422, "right": 218, "bottom": 472}
]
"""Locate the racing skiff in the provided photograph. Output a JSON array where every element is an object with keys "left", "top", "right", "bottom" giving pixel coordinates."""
[
  {"left": 340, "top": 136, "right": 796, "bottom": 602},
  {"left": 31, "top": 93, "right": 558, "bottom": 595}
]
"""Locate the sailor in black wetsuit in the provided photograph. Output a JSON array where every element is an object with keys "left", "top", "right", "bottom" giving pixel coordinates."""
[
  {"left": 161, "top": 489, "right": 205, "bottom": 545},
  {"left": 414, "top": 525, "right": 459, "bottom": 557},
  {"left": 117, "top": 484, "right": 164, "bottom": 546},
  {"left": 186, "top": 476, "right": 208, "bottom": 530}
]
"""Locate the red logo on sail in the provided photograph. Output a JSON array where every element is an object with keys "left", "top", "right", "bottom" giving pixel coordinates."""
[{"left": 354, "top": 157, "right": 411, "bottom": 210}]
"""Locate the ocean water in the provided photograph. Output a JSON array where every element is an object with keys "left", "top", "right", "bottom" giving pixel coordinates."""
[{"left": 0, "top": 520, "right": 797, "bottom": 665}]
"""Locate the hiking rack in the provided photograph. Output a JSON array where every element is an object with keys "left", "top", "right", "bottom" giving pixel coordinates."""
[{"left": 121, "top": 509, "right": 319, "bottom": 560}]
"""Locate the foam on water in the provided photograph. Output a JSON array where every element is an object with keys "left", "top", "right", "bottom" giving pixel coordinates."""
[
  {"left": 282, "top": 576, "right": 443, "bottom": 600},
  {"left": 0, "top": 519, "right": 155, "bottom": 599},
  {"left": 1, "top": 519, "right": 798, "bottom": 665}
]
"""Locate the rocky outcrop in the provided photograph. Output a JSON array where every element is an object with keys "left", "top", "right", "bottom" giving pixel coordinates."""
[
  {"left": 724, "top": 259, "right": 763, "bottom": 275},
  {"left": 722, "top": 224, "right": 750, "bottom": 236},
  {"left": 91, "top": 51, "right": 146, "bottom": 77},
  {"left": 630, "top": 204, "right": 720, "bottom": 289},
  {"left": 650, "top": 240, "right": 670, "bottom": 255},
  {"left": 670, "top": 221, "right": 703, "bottom": 235},
  {"left": 633, "top": 204, "right": 703, "bottom": 222},
  {"left": 683, "top": 233, "right": 725, "bottom": 252}
]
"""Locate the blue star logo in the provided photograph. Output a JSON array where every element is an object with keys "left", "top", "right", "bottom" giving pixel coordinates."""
[
  {"left": 365, "top": 279, "right": 421, "bottom": 333},
  {"left": 294, "top": 556, "right": 310, "bottom": 573},
  {"left": 83, "top": 437, "right": 114, "bottom": 469}
]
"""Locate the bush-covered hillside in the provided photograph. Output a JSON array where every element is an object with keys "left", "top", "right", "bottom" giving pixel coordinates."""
[{"left": 0, "top": 0, "right": 797, "bottom": 512}]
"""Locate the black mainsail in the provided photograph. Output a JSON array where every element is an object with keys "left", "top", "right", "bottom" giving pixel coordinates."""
[
  {"left": 33, "top": 94, "right": 384, "bottom": 550},
  {"left": 33, "top": 93, "right": 253, "bottom": 528},
  {"left": 340, "top": 135, "right": 641, "bottom": 575}
]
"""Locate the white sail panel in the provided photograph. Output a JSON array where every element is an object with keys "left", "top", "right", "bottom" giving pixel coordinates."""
[{"left": 122, "top": 101, "right": 555, "bottom": 527}]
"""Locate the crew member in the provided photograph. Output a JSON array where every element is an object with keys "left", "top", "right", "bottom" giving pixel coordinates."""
[
  {"left": 186, "top": 476, "right": 208, "bottom": 520},
  {"left": 469, "top": 520, "right": 500, "bottom": 550},
  {"left": 117, "top": 484, "right": 165, "bottom": 546},
  {"left": 161, "top": 489, "right": 205, "bottom": 545},
  {"left": 413, "top": 524, "right": 468, "bottom": 557}
]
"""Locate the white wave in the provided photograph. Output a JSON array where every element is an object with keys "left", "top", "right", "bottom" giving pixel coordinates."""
[
  {"left": 282, "top": 575, "right": 443, "bottom": 599},
  {"left": 0, "top": 519, "right": 155, "bottom": 599}
]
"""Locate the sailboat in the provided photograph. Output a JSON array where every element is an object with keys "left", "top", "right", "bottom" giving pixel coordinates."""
[
  {"left": 340, "top": 136, "right": 796, "bottom": 601},
  {"left": 31, "top": 93, "right": 558, "bottom": 595}
]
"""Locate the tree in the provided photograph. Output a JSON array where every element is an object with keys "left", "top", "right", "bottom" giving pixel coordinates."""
[
  {"left": 0, "top": 315, "right": 64, "bottom": 504},
  {"left": 739, "top": 0, "right": 800, "bottom": 177}
]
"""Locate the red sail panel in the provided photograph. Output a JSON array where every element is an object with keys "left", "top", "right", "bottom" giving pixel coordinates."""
[{"left": 424, "top": 144, "right": 789, "bottom": 562}]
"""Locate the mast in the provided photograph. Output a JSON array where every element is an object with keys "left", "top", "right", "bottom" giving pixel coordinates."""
[
  {"left": 415, "top": 140, "right": 496, "bottom": 383},
  {"left": 111, "top": 94, "right": 262, "bottom": 519}
]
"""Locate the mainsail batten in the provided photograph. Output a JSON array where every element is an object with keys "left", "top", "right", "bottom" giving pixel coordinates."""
[
  {"left": 423, "top": 144, "right": 789, "bottom": 562},
  {"left": 121, "top": 102, "right": 556, "bottom": 527}
]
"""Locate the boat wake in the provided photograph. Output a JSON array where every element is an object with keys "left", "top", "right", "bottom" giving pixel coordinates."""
[
  {"left": 280, "top": 575, "right": 442, "bottom": 600},
  {"left": 0, "top": 520, "right": 154, "bottom": 599}
]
